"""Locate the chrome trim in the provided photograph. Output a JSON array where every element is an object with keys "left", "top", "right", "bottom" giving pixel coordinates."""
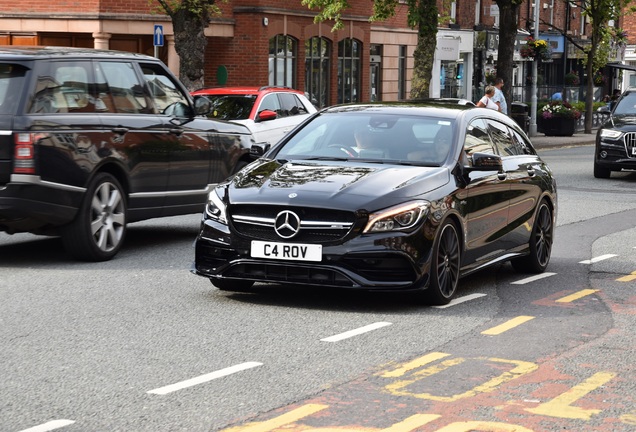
[
  {"left": 0, "top": 130, "right": 12, "bottom": 136},
  {"left": 130, "top": 184, "right": 216, "bottom": 198},
  {"left": 471, "top": 253, "right": 522, "bottom": 272},
  {"left": 10, "top": 174, "right": 86, "bottom": 192},
  {"left": 232, "top": 214, "right": 353, "bottom": 230}
]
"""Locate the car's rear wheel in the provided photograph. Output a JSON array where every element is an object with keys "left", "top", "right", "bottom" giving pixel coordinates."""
[
  {"left": 425, "top": 220, "right": 461, "bottom": 305},
  {"left": 210, "top": 278, "right": 255, "bottom": 292},
  {"left": 593, "top": 162, "right": 611, "bottom": 178},
  {"left": 61, "top": 173, "right": 127, "bottom": 261},
  {"left": 511, "top": 201, "right": 553, "bottom": 273}
]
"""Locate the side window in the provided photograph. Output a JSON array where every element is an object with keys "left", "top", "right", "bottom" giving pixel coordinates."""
[
  {"left": 259, "top": 93, "right": 282, "bottom": 116},
  {"left": 280, "top": 93, "right": 307, "bottom": 116},
  {"left": 99, "top": 61, "right": 150, "bottom": 114},
  {"left": 486, "top": 119, "right": 519, "bottom": 156},
  {"left": 29, "top": 61, "right": 94, "bottom": 114},
  {"left": 510, "top": 128, "right": 535, "bottom": 155},
  {"left": 140, "top": 63, "right": 191, "bottom": 116},
  {"left": 464, "top": 118, "right": 495, "bottom": 157}
]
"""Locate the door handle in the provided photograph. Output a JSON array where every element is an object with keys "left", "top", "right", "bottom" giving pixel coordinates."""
[
  {"left": 497, "top": 172, "right": 507, "bottom": 181},
  {"left": 527, "top": 166, "right": 536, "bottom": 176},
  {"left": 169, "top": 128, "right": 184, "bottom": 136},
  {"left": 112, "top": 127, "right": 129, "bottom": 134}
]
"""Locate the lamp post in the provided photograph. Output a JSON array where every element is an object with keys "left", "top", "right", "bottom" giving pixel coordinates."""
[{"left": 529, "top": 1, "right": 540, "bottom": 136}]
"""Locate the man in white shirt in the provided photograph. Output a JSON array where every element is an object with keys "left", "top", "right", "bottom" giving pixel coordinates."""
[{"left": 493, "top": 78, "right": 508, "bottom": 115}]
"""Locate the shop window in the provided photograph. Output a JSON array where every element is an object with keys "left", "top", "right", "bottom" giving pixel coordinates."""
[
  {"left": 305, "top": 37, "right": 331, "bottom": 108},
  {"left": 337, "top": 38, "right": 361, "bottom": 104},
  {"left": 269, "top": 35, "right": 297, "bottom": 87}
]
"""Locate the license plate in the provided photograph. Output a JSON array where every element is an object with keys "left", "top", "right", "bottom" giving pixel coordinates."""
[{"left": 251, "top": 240, "right": 322, "bottom": 262}]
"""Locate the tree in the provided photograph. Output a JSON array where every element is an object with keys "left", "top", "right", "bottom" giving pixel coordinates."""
[
  {"left": 154, "top": 0, "right": 223, "bottom": 91},
  {"left": 302, "top": 0, "right": 439, "bottom": 99},
  {"left": 495, "top": 0, "right": 524, "bottom": 111}
]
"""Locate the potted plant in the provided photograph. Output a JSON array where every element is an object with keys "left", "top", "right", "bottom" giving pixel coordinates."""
[
  {"left": 564, "top": 71, "right": 580, "bottom": 86},
  {"left": 540, "top": 101, "right": 582, "bottom": 136}
]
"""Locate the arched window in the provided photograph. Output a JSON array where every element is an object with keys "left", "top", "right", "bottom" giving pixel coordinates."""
[
  {"left": 269, "top": 35, "right": 297, "bottom": 87},
  {"left": 305, "top": 37, "right": 331, "bottom": 108},
  {"left": 337, "top": 38, "right": 361, "bottom": 104}
]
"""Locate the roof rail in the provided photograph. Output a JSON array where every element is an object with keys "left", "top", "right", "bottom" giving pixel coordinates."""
[{"left": 258, "top": 85, "right": 296, "bottom": 91}]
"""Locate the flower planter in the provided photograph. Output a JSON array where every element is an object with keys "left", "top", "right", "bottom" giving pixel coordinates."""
[{"left": 541, "top": 117, "right": 577, "bottom": 136}]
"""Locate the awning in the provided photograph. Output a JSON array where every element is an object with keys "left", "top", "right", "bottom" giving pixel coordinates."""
[{"left": 606, "top": 63, "right": 636, "bottom": 71}]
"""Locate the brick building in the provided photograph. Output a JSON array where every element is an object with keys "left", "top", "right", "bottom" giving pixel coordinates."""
[{"left": 0, "top": 0, "right": 632, "bottom": 105}]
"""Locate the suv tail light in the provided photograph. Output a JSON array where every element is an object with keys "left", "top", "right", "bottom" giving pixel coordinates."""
[{"left": 14, "top": 133, "right": 35, "bottom": 174}]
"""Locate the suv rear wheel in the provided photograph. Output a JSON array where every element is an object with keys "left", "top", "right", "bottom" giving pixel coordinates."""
[{"left": 62, "top": 173, "right": 127, "bottom": 261}]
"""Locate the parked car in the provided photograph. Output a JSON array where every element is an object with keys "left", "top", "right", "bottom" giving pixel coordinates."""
[
  {"left": 0, "top": 46, "right": 254, "bottom": 261},
  {"left": 191, "top": 86, "right": 317, "bottom": 147},
  {"left": 192, "top": 102, "right": 557, "bottom": 305},
  {"left": 594, "top": 87, "right": 636, "bottom": 178}
]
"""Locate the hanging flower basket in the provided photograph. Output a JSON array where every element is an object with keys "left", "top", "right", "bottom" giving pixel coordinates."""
[
  {"left": 520, "top": 37, "right": 552, "bottom": 61},
  {"left": 593, "top": 71, "right": 607, "bottom": 86}
]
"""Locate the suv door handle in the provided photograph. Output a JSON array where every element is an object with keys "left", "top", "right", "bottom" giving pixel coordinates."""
[
  {"left": 112, "top": 127, "right": 129, "bottom": 135},
  {"left": 169, "top": 128, "right": 183, "bottom": 136}
]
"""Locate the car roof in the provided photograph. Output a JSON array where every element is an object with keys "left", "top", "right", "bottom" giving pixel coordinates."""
[
  {"left": 192, "top": 86, "right": 306, "bottom": 96},
  {"left": 322, "top": 101, "right": 474, "bottom": 117},
  {"left": 0, "top": 45, "right": 157, "bottom": 61}
]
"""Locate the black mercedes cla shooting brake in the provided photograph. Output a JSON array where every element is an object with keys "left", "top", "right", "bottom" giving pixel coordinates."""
[{"left": 193, "top": 102, "right": 557, "bottom": 305}]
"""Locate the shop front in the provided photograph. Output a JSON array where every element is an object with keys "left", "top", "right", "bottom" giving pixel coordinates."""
[{"left": 430, "top": 29, "right": 474, "bottom": 101}]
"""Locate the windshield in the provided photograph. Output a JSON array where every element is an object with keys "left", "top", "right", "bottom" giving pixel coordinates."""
[
  {"left": 613, "top": 92, "right": 636, "bottom": 116},
  {"left": 203, "top": 94, "right": 257, "bottom": 120},
  {"left": 275, "top": 112, "right": 456, "bottom": 166},
  {"left": 0, "top": 63, "right": 27, "bottom": 115}
]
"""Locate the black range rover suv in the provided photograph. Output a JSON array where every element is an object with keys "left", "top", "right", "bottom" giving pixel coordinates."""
[{"left": 0, "top": 46, "right": 254, "bottom": 261}]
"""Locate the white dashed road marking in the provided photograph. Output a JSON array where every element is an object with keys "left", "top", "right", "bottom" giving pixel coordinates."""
[
  {"left": 147, "top": 361, "right": 263, "bottom": 395},
  {"left": 579, "top": 254, "right": 618, "bottom": 264},
  {"left": 432, "top": 293, "right": 487, "bottom": 309},
  {"left": 321, "top": 322, "right": 392, "bottom": 342},
  {"left": 511, "top": 272, "right": 556, "bottom": 284},
  {"left": 18, "top": 420, "right": 75, "bottom": 432}
]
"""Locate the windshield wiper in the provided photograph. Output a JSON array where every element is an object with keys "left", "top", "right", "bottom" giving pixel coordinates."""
[{"left": 304, "top": 156, "right": 350, "bottom": 161}]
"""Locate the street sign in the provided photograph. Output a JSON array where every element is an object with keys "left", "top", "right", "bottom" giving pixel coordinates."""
[{"left": 154, "top": 25, "right": 164, "bottom": 47}]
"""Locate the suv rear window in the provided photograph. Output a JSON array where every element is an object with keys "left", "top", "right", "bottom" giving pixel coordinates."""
[
  {"left": 205, "top": 94, "right": 256, "bottom": 120},
  {"left": 0, "top": 63, "right": 27, "bottom": 115}
]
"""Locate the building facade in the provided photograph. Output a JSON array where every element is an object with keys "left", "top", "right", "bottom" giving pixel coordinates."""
[{"left": 0, "top": 0, "right": 632, "bottom": 106}]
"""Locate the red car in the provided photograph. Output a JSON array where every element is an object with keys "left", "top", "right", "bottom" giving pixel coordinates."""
[{"left": 191, "top": 86, "right": 318, "bottom": 147}]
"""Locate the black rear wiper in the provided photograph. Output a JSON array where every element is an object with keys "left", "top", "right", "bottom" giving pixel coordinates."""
[{"left": 304, "top": 156, "right": 349, "bottom": 161}]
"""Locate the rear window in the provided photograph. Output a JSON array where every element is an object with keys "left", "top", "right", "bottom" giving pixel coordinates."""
[{"left": 0, "top": 63, "right": 27, "bottom": 115}]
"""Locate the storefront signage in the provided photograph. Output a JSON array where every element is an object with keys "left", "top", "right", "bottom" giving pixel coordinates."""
[{"left": 437, "top": 37, "right": 460, "bottom": 61}]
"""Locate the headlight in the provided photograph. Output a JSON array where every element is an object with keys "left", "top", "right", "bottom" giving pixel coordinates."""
[
  {"left": 600, "top": 129, "right": 623, "bottom": 139},
  {"left": 364, "top": 201, "right": 430, "bottom": 233},
  {"left": 205, "top": 190, "right": 227, "bottom": 223}
]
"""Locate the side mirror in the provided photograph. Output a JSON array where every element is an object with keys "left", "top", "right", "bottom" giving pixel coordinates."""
[
  {"left": 193, "top": 96, "right": 211, "bottom": 116},
  {"left": 250, "top": 142, "right": 271, "bottom": 157},
  {"left": 256, "top": 109, "right": 277, "bottom": 122},
  {"left": 467, "top": 152, "right": 503, "bottom": 172}
]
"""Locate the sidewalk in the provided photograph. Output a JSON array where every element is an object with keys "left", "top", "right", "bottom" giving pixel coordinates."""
[{"left": 529, "top": 130, "right": 596, "bottom": 150}]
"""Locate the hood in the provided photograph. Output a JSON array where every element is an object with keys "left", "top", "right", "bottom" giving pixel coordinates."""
[{"left": 226, "top": 159, "right": 450, "bottom": 210}]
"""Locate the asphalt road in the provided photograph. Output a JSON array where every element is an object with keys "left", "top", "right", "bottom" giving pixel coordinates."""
[{"left": 2, "top": 144, "right": 636, "bottom": 432}]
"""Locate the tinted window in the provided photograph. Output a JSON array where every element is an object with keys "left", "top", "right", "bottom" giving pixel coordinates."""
[
  {"left": 0, "top": 64, "right": 26, "bottom": 115},
  {"left": 99, "top": 61, "right": 150, "bottom": 114},
  {"left": 280, "top": 92, "right": 308, "bottom": 116},
  {"left": 464, "top": 118, "right": 495, "bottom": 156},
  {"left": 140, "top": 63, "right": 190, "bottom": 116},
  {"left": 486, "top": 119, "right": 519, "bottom": 156},
  {"left": 29, "top": 61, "right": 95, "bottom": 114},
  {"left": 259, "top": 93, "right": 281, "bottom": 115},
  {"left": 509, "top": 128, "right": 535, "bottom": 155},
  {"left": 205, "top": 94, "right": 256, "bottom": 120},
  {"left": 613, "top": 92, "right": 636, "bottom": 115}
]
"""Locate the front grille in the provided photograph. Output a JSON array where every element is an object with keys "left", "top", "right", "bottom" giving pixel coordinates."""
[
  {"left": 624, "top": 132, "right": 636, "bottom": 158},
  {"left": 229, "top": 205, "right": 357, "bottom": 243},
  {"left": 223, "top": 262, "right": 354, "bottom": 287}
]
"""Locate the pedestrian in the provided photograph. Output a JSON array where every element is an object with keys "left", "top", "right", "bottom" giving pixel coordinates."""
[
  {"left": 551, "top": 88, "right": 564, "bottom": 101},
  {"left": 492, "top": 77, "right": 507, "bottom": 114},
  {"left": 476, "top": 86, "right": 499, "bottom": 111}
]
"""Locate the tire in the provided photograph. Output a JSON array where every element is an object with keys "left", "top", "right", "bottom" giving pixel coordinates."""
[
  {"left": 593, "top": 162, "right": 611, "bottom": 179},
  {"left": 61, "top": 172, "right": 127, "bottom": 261},
  {"left": 511, "top": 201, "right": 553, "bottom": 273},
  {"left": 210, "top": 278, "right": 255, "bottom": 292},
  {"left": 424, "top": 220, "right": 461, "bottom": 306}
]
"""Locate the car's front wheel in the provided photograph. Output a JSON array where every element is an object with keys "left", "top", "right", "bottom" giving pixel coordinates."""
[
  {"left": 425, "top": 220, "right": 461, "bottom": 305},
  {"left": 61, "top": 172, "right": 127, "bottom": 261},
  {"left": 511, "top": 201, "right": 553, "bottom": 273}
]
